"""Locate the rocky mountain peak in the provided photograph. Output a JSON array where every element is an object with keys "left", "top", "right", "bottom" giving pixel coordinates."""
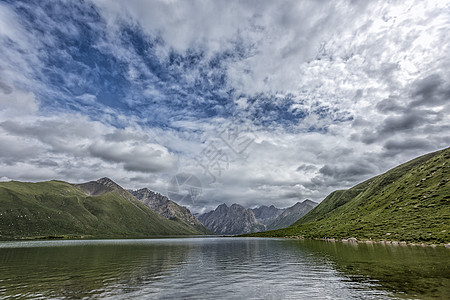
[
  {"left": 75, "top": 177, "right": 134, "bottom": 201},
  {"left": 251, "top": 204, "right": 285, "bottom": 225},
  {"left": 130, "top": 187, "right": 209, "bottom": 234},
  {"left": 230, "top": 203, "right": 246, "bottom": 211},
  {"left": 266, "top": 200, "right": 318, "bottom": 231},
  {"left": 198, "top": 203, "right": 264, "bottom": 235},
  {"left": 302, "top": 199, "right": 316, "bottom": 206},
  {"left": 216, "top": 203, "right": 229, "bottom": 213},
  {"left": 96, "top": 177, "right": 121, "bottom": 189}
]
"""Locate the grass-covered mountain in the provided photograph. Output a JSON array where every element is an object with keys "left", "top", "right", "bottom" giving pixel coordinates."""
[
  {"left": 247, "top": 148, "right": 450, "bottom": 244},
  {"left": 130, "top": 188, "right": 210, "bottom": 234},
  {"left": 0, "top": 178, "right": 207, "bottom": 239}
]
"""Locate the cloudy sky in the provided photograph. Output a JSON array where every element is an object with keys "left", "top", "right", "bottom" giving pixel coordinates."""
[{"left": 0, "top": 0, "right": 449, "bottom": 213}]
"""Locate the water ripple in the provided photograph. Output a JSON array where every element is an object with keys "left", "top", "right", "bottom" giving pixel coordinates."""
[{"left": 1, "top": 238, "right": 448, "bottom": 299}]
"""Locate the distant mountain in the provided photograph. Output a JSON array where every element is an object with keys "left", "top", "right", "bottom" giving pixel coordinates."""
[
  {"left": 266, "top": 200, "right": 317, "bottom": 230},
  {"left": 248, "top": 147, "right": 450, "bottom": 244},
  {"left": 198, "top": 203, "right": 265, "bottom": 235},
  {"left": 251, "top": 205, "right": 284, "bottom": 226},
  {"left": 0, "top": 178, "right": 207, "bottom": 239},
  {"left": 75, "top": 177, "right": 136, "bottom": 201},
  {"left": 198, "top": 201, "right": 316, "bottom": 234},
  {"left": 130, "top": 188, "right": 210, "bottom": 234}
]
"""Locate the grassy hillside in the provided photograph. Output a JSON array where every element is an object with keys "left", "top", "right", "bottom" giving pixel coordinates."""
[
  {"left": 0, "top": 180, "right": 205, "bottom": 239},
  {"left": 246, "top": 148, "right": 450, "bottom": 244}
]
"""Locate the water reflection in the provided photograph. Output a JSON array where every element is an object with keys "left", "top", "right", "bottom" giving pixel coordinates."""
[
  {"left": 283, "top": 239, "right": 450, "bottom": 299},
  {"left": 0, "top": 240, "right": 192, "bottom": 298},
  {"left": 0, "top": 238, "right": 448, "bottom": 299}
]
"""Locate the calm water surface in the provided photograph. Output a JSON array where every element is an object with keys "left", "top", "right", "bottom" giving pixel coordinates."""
[{"left": 0, "top": 237, "right": 448, "bottom": 299}]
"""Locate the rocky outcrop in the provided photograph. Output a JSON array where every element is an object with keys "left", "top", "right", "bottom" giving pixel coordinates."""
[
  {"left": 198, "top": 201, "right": 318, "bottom": 234},
  {"left": 198, "top": 203, "right": 265, "bottom": 235},
  {"left": 251, "top": 205, "right": 285, "bottom": 227},
  {"left": 75, "top": 177, "right": 137, "bottom": 202},
  {"left": 130, "top": 188, "right": 210, "bottom": 234},
  {"left": 266, "top": 200, "right": 318, "bottom": 230}
]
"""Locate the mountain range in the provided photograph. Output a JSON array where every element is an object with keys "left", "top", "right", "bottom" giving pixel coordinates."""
[
  {"left": 1, "top": 147, "right": 448, "bottom": 242},
  {"left": 247, "top": 147, "right": 450, "bottom": 244},
  {"left": 252, "top": 205, "right": 284, "bottom": 226},
  {"left": 130, "top": 188, "right": 210, "bottom": 234},
  {"left": 267, "top": 200, "right": 317, "bottom": 230},
  {"left": 0, "top": 177, "right": 208, "bottom": 239},
  {"left": 197, "top": 200, "right": 317, "bottom": 235},
  {"left": 198, "top": 203, "right": 264, "bottom": 235}
]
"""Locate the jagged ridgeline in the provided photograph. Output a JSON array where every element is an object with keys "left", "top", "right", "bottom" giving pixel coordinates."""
[
  {"left": 130, "top": 188, "right": 210, "bottom": 234},
  {"left": 197, "top": 200, "right": 317, "bottom": 235},
  {"left": 266, "top": 200, "right": 317, "bottom": 230},
  {"left": 198, "top": 203, "right": 266, "bottom": 235},
  {"left": 0, "top": 178, "right": 208, "bottom": 239},
  {"left": 248, "top": 147, "right": 450, "bottom": 243}
]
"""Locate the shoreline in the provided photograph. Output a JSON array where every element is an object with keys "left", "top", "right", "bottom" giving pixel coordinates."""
[
  {"left": 0, "top": 234, "right": 216, "bottom": 241},
  {"left": 2, "top": 235, "right": 449, "bottom": 248},
  {"left": 281, "top": 235, "right": 450, "bottom": 248}
]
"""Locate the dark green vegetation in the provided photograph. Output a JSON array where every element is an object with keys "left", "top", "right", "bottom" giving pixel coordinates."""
[
  {"left": 247, "top": 147, "right": 450, "bottom": 243},
  {"left": 283, "top": 239, "right": 450, "bottom": 298},
  {"left": 0, "top": 179, "right": 206, "bottom": 239}
]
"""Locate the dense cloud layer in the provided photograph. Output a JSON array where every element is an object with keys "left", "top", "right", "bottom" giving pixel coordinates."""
[{"left": 0, "top": 0, "right": 449, "bottom": 212}]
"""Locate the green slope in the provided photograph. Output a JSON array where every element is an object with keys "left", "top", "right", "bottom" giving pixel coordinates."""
[
  {"left": 0, "top": 180, "right": 204, "bottom": 239},
  {"left": 247, "top": 148, "right": 450, "bottom": 243}
]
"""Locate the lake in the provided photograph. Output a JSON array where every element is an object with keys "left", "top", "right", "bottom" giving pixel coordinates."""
[{"left": 0, "top": 237, "right": 448, "bottom": 299}]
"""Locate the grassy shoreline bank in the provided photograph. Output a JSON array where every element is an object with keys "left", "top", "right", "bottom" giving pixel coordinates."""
[{"left": 240, "top": 234, "right": 450, "bottom": 248}]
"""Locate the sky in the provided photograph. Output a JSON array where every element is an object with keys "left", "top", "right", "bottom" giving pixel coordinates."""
[{"left": 0, "top": 0, "right": 449, "bottom": 213}]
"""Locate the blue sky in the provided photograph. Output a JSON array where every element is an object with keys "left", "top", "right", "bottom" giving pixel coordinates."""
[{"left": 0, "top": 0, "right": 449, "bottom": 212}]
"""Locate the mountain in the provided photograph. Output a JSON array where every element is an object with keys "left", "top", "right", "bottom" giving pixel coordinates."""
[
  {"left": 247, "top": 148, "right": 450, "bottom": 244},
  {"left": 130, "top": 188, "right": 210, "bottom": 234},
  {"left": 198, "top": 201, "right": 315, "bottom": 234},
  {"left": 251, "top": 205, "right": 285, "bottom": 226},
  {"left": 198, "top": 203, "right": 265, "bottom": 235},
  {"left": 0, "top": 178, "right": 206, "bottom": 239},
  {"left": 75, "top": 177, "right": 137, "bottom": 203},
  {"left": 266, "top": 200, "right": 317, "bottom": 230}
]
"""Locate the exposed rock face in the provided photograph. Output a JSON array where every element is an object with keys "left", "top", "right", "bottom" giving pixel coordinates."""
[
  {"left": 74, "top": 178, "right": 208, "bottom": 235},
  {"left": 130, "top": 188, "right": 209, "bottom": 234},
  {"left": 251, "top": 205, "right": 285, "bottom": 227},
  {"left": 267, "top": 200, "right": 317, "bottom": 230},
  {"left": 75, "top": 177, "right": 136, "bottom": 202},
  {"left": 198, "top": 203, "right": 265, "bottom": 235},
  {"left": 198, "top": 201, "right": 318, "bottom": 234}
]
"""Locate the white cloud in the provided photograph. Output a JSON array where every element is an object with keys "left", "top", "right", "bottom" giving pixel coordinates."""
[
  {"left": 89, "top": 135, "right": 177, "bottom": 173},
  {"left": 0, "top": 90, "right": 180, "bottom": 188},
  {"left": 1, "top": 0, "right": 449, "bottom": 213},
  {"left": 0, "top": 82, "right": 39, "bottom": 116}
]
